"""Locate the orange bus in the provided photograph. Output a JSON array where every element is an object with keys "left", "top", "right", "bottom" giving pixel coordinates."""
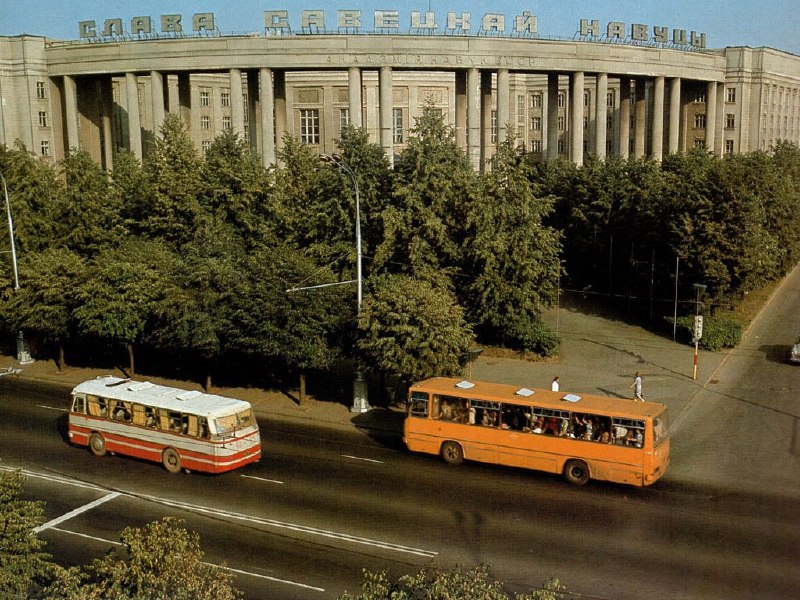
[
  {"left": 68, "top": 376, "right": 261, "bottom": 474},
  {"left": 403, "top": 377, "right": 669, "bottom": 486}
]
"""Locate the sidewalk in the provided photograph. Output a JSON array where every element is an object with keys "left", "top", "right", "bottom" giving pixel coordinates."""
[{"left": 0, "top": 296, "right": 723, "bottom": 435}]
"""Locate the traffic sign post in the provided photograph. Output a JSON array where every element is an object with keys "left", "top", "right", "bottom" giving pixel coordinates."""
[{"left": 692, "top": 315, "right": 703, "bottom": 380}]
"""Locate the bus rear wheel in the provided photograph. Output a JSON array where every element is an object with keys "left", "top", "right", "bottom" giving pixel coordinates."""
[
  {"left": 88, "top": 433, "right": 106, "bottom": 457},
  {"left": 162, "top": 448, "right": 182, "bottom": 474},
  {"left": 440, "top": 441, "right": 464, "bottom": 465},
  {"left": 564, "top": 459, "right": 590, "bottom": 485}
]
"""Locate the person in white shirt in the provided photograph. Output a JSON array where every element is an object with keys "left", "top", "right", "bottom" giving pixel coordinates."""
[{"left": 551, "top": 376, "right": 560, "bottom": 392}]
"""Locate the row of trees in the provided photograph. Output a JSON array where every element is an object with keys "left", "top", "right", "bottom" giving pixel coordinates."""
[
  {"left": 1, "top": 108, "right": 799, "bottom": 394},
  {"left": 0, "top": 108, "right": 561, "bottom": 394},
  {"left": 535, "top": 142, "right": 800, "bottom": 323}
]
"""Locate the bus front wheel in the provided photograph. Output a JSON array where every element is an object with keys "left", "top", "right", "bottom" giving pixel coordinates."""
[
  {"left": 564, "top": 460, "right": 590, "bottom": 485},
  {"left": 88, "top": 433, "right": 106, "bottom": 457},
  {"left": 162, "top": 448, "right": 182, "bottom": 474},
  {"left": 440, "top": 441, "right": 464, "bottom": 465}
]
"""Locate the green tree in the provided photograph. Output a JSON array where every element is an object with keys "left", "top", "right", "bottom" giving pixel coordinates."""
[
  {"left": 357, "top": 274, "right": 474, "bottom": 381},
  {"left": 73, "top": 240, "right": 175, "bottom": 375},
  {"left": 82, "top": 517, "right": 240, "bottom": 600},
  {"left": 141, "top": 114, "right": 203, "bottom": 245},
  {"left": 2, "top": 248, "right": 86, "bottom": 370},
  {"left": 466, "top": 139, "right": 562, "bottom": 349},
  {"left": 375, "top": 105, "right": 477, "bottom": 289},
  {"left": 338, "top": 564, "right": 565, "bottom": 600},
  {"left": 201, "top": 129, "right": 272, "bottom": 247},
  {"left": 55, "top": 149, "right": 126, "bottom": 257},
  {"left": 0, "top": 470, "right": 60, "bottom": 598},
  {"left": 110, "top": 149, "right": 152, "bottom": 236}
]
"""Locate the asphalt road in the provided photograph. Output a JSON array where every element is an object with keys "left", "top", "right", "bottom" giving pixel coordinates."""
[{"left": 2, "top": 359, "right": 798, "bottom": 600}]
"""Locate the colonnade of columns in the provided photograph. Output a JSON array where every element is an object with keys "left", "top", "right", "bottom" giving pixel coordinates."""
[{"left": 59, "top": 66, "right": 722, "bottom": 172}]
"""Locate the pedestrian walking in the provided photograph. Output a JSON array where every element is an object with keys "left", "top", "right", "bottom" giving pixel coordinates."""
[
  {"left": 551, "top": 376, "right": 560, "bottom": 392},
  {"left": 629, "top": 371, "right": 644, "bottom": 401}
]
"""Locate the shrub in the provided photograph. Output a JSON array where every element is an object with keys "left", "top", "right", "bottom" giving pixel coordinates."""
[{"left": 672, "top": 315, "right": 742, "bottom": 351}]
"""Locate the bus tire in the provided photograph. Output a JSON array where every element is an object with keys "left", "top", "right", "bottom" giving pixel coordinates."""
[
  {"left": 162, "top": 448, "right": 182, "bottom": 474},
  {"left": 88, "top": 433, "right": 107, "bottom": 457},
  {"left": 564, "top": 459, "right": 590, "bottom": 485},
  {"left": 440, "top": 441, "right": 464, "bottom": 465}
]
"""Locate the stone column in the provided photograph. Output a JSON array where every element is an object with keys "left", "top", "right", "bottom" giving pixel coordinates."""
[
  {"left": 705, "top": 80, "right": 717, "bottom": 153},
  {"left": 595, "top": 73, "right": 608, "bottom": 159},
  {"left": 230, "top": 69, "right": 245, "bottom": 138},
  {"left": 652, "top": 76, "right": 665, "bottom": 161},
  {"left": 496, "top": 68, "right": 510, "bottom": 144},
  {"left": 273, "top": 70, "right": 287, "bottom": 158},
  {"left": 570, "top": 71, "right": 584, "bottom": 165},
  {"left": 467, "top": 68, "right": 481, "bottom": 171},
  {"left": 379, "top": 66, "right": 393, "bottom": 166},
  {"left": 546, "top": 73, "right": 559, "bottom": 161},
  {"left": 247, "top": 70, "right": 259, "bottom": 154},
  {"left": 480, "top": 70, "right": 492, "bottom": 171},
  {"left": 348, "top": 67, "right": 363, "bottom": 128},
  {"left": 150, "top": 71, "right": 165, "bottom": 139},
  {"left": 634, "top": 78, "right": 647, "bottom": 159},
  {"left": 63, "top": 75, "right": 80, "bottom": 153},
  {"left": 259, "top": 68, "right": 276, "bottom": 167},
  {"left": 100, "top": 77, "right": 114, "bottom": 170},
  {"left": 619, "top": 78, "right": 631, "bottom": 160},
  {"left": 668, "top": 77, "right": 681, "bottom": 154},
  {"left": 715, "top": 82, "right": 724, "bottom": 154},
  {"left": 455, "top": 70, "right": 467, "bottom": 149},
  {"left": 125, "top": 72, "right": 142, "bottom": 160}
]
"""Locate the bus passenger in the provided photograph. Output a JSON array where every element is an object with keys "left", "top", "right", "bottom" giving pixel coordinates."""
[{"left": 532, "top": 416, "right": 544, "bottom": 433}]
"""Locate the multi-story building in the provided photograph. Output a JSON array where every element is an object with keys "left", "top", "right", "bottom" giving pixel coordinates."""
[{"left": 1, "top": 32, "right": 798, "bottom": 171}]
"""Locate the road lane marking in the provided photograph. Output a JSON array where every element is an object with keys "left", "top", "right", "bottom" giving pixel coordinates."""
[
  {"left": 36, "top": 404, "right": 66, "bottom": 412},
  {"left": 48, "top": 527, "right": 325, "bottom": 592},
  {"left": 142, "top": 495, "right": 438, "bottom": 558},
  {"left": 10, "top": 466, "right": 438, "bottom": 559},
  {"left": 1, "top": 466, "right": 108, "bottom": 492},
  {"left": 341, "top": 454, "right": 384, "bottom": 464},
  {"left": 34, "top": 492, "right": 121, "bottom": 533},
  {"left": 241, "top": 474, "right": 284, "bottom": 484}
]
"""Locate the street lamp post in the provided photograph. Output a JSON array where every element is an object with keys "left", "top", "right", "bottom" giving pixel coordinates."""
[
  {"left": 320, "top": 154, "right": 370, "bottom": 413},
  {"left": 0, "top": 170, "right": 33, "bottom": 364}
]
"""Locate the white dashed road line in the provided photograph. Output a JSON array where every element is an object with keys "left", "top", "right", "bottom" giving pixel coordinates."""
[
  {"left": 34, "top": 492, "right": 121, "bottom": 533},
  {"left": 341, "top": 454, "right": 384, "bottom": 464}
]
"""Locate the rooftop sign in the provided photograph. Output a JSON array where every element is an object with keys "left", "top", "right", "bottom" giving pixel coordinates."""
[{"left": 77, "top": 10, "right": 707, "bottom": 49}]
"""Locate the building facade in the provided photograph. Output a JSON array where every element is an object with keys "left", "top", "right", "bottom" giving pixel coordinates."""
[{"left": 1, "top": 33, "right": 799, "bottom": 171}]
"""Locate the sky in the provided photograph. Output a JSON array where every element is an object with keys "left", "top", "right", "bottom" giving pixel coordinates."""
[{"left": 1, "top": 1, "right": 798, "bottom": 56}]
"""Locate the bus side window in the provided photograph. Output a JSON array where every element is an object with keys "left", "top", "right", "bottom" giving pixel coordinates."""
[
  {"left": 71, "top": 395, "right": 86, "bottom": 414},
  {"left": 409, "top": 392, "right": 429, "bottom": 417},
  {"left": 184, "top": 415, "right": 199, "bottom": 437},
  {"left": 131, "top": 404, "right": 147, "bottom": 426},
  {"left": 144, "top": 406, "right": 158, "bottom": 428},
  {"left": 98, "top": 397, "right": 108, "bottom": 418},
  {"left": 198, "top": 417, "right": 209, "bottom": 439}
]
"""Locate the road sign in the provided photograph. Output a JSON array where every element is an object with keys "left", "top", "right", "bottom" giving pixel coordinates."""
[{"left": 693, "top": 315, "right": 704, "bottom": 340}]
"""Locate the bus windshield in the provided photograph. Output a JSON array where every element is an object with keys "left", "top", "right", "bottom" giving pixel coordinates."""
[{"left": 214, "top": 408, "right": 255, "bottom": 435}]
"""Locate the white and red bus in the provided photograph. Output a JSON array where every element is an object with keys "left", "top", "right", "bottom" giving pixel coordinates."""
[{"left": 68, "top": 376, "right": 261, "bottom": 474}]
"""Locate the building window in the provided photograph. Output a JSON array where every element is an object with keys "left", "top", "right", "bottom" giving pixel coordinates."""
[
  {"left": 201, "top": 116, "right": 210, "bottom": 130},
  {"left": 583, "top": 116, "right": 589, "bottom": 129},
  {"left": 558, "top": 116, "right": 565, "bottom": 131},
  {"left": 531, "top": 140, "right": 541, "bottom": 152},
  {"left": 222, "top": 116, "right": 232, "bottom": 130},
  {"left": 38, "top": 111, "right": 48, "bottom": 127},
  {"left": 558, "top": 139, "right": 566, "bottom": 153},
  {"left": 725, "top": 140, "right": 734, "bottom": 154},
  {"left": 607, "top": 91, "right": 614, "bottom": 107},
  {"left": 583, "top": 91, "right": 590, "bottom": 108},
  {"left": 531, "top": 116, "right": 541, "bottom": 131},
  {"left": 530, "top": 93, "right": 542, "bottom": 109},
  {"left": 558, "top": 93, "right": 565, "bottom": 108},
  {"left": 694, "top": 91, "right": 706, "bottom": 104},
  {"left": 202, "top": 140, "right": 211, "bottom": 153},
  {"left": 726, "top": 87, "right": 736, "bottom": 103},
  {"left": 694, "top": 114, "right": 706, "bottom": 129},
  {"left": 221, "top": 91, "right": 230, "bottom": 107},
  {"left": 339, "top": 108, "right": 350, "bottom": 133},
  {"left": 517, "top": 95, "right": 525, "bottom": 122},
  {"left": 491, "top": 110, "right": 497, "bottom": 143},
  {"left": 40, "top": 140, "right": 50, "bottom": 156},
  {"left": 36, "top": 81, "right": 46, "bottom": 99},
  {"left": 300, "top": 109, "right": 320, "bottom": 144},
  {"left": 606, "top": 115, "right": 613, "bottom": 129},
  {"left": 200, "top": 91, "right": 210, "bottom": 107},
  {"left": 393, "top": 108, "right": 404, "bottom": 144},
  {"left": 725, "top": 113, "right": 735, "bottom": 129},
  {"left": 694, "top": 139, "right": 705, "bottom": 149}
]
